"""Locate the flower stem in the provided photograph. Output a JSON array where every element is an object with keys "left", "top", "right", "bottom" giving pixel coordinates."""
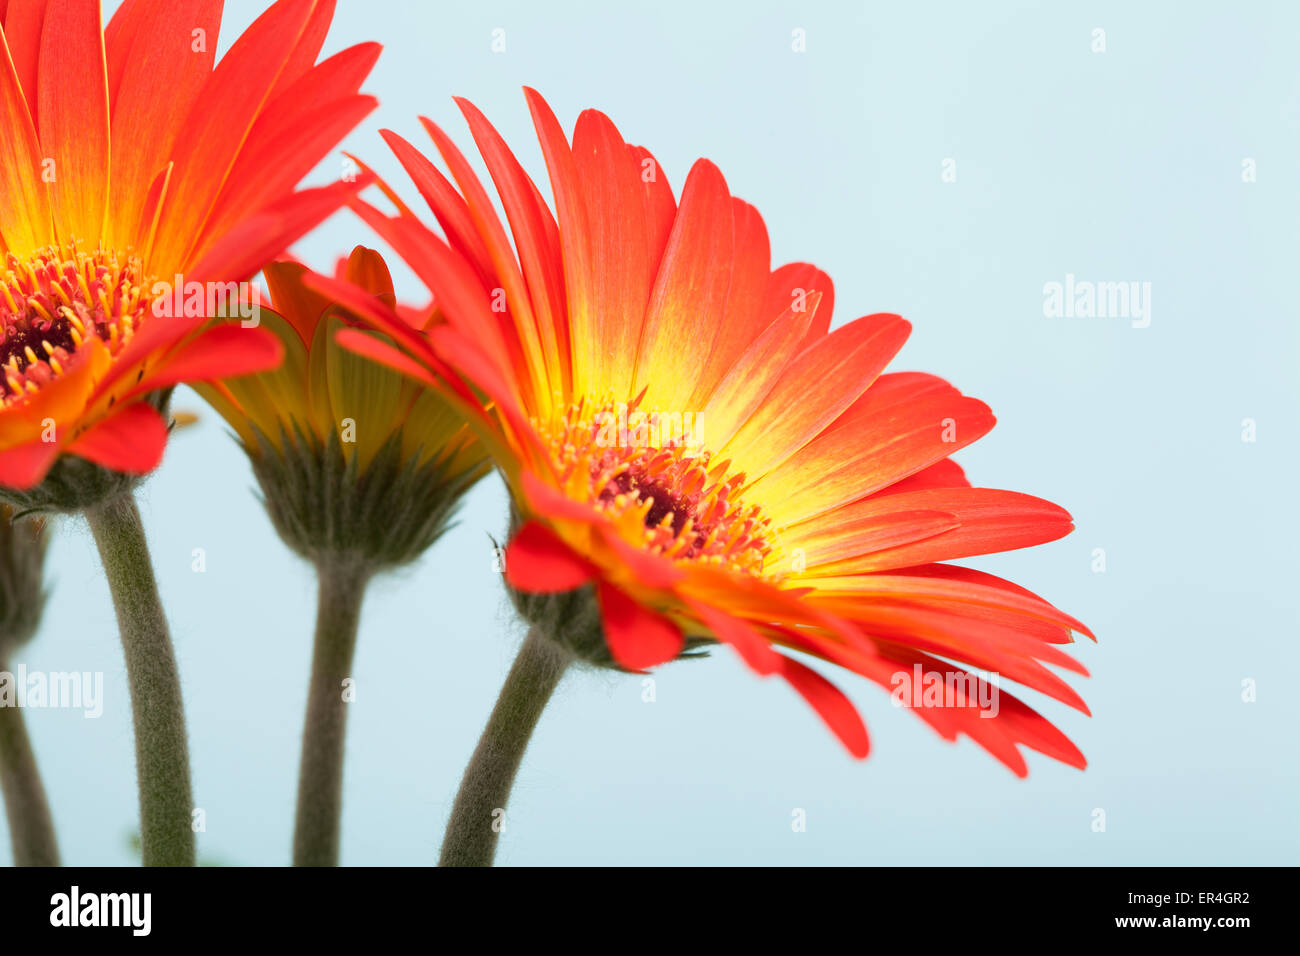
[
  {"left": 440, "top": 627, "right": 569, "bottom": 867},
  {"left": 0, "top": 664, "right": 59, "bottom": 866},
  {"left": 85, "top": 492, "right": 194, "bottom": 867},
  {"left": 292, "top": 559, "right": 371, "bottom": 866}
]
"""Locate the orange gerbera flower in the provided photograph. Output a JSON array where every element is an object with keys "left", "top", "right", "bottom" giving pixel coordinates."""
[
  {"left": 0, "top": 0, "right": 378, "bottom": 502},
  {"left": 330, "top": 89, "right": 1093, "bottom": 777}
]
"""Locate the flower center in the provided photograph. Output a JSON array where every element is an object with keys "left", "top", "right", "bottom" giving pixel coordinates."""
[
  {"left": 0, "top": 244, "right": 151, "bottom": 405},
  {"left": 539, "top": 401, "right": 774, "bottom": 576}
]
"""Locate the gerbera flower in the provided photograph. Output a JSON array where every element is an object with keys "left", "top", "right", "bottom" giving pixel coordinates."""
[
  {"left": 327, "top": 89, "right": 1092, "bottom": 864},
  {"left": 194, "top": 247, "right": 486, "bottom": 568},
  {"left": 192, "top": 247, "right": 487, "bottom": 865},
  {"left": 0, "top": 0, "right": 380, "bottom": 867},
  {"left": 0, "top": 0, "right": 379, "bottom": 506}
]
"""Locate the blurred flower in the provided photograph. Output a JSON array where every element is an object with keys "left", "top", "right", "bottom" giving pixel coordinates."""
[
  {"left": 0, "top": 502, "right": 57, "bottom": 866},
  {"left": 0, "top": 504, "right": 47, "bottom": 660}
]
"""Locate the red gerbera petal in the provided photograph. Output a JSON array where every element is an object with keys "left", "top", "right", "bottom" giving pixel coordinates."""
[
  {"left": 68, "top": 402, "right": 168, "bottom": 474},
  {"left": 597, "top": 580, "right": 683, "bottom": 671},
  {"left": 779, "top": 655, "right": 871, "bottom": 759},
  {"left": 504, "top": 522, "right": 592, "bottom": 593}
]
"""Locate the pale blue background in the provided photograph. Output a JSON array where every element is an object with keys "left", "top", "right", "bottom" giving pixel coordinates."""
[{"left": 4, "top": 0, "right": 1297, "bottom": 865}]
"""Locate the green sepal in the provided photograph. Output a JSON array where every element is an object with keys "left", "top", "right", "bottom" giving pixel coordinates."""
[{"left": 249, "top": 421, "right": 482, "bottom": 572}]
